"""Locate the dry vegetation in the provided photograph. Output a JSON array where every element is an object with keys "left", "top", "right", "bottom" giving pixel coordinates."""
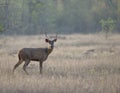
[{"left": 0, "top": 34, "right": 120, "bottom": 93}]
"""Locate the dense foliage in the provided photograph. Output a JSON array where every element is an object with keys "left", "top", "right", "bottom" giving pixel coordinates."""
[{"left": 0, "top": 0, "right": 120, "bottom": 35}]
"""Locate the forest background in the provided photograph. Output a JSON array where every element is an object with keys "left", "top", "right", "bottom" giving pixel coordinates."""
[{"left": 0, "top": 0, "right": 120, "bottom": 35}]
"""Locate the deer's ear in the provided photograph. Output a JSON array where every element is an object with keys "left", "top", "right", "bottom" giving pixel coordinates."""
[
  {"left": 45, "top": 39, "right": 49, "bottom": 42},
  {"left": 54, "top": 39, "right": 57, "bottom": 42}
]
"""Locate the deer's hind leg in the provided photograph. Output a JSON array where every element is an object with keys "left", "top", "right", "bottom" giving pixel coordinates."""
[
  {"left": 23, "top": 60, "right": 30, "bottom": 75},
  {"left": 13, "top": 59, "right": 23, "bottom": 73}
]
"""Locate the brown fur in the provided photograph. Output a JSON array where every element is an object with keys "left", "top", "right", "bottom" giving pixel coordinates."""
[{"left": 13, "top": 38, "right": 57, "bottom": 74}]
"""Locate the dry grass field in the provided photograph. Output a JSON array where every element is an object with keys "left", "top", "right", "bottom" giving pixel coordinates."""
[{"left": 0, "top": 34, "right": 120, "bottom": 93}]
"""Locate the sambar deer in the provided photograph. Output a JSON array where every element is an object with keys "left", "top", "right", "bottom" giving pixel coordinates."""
[{"left": 13, "top": 34, "right": 57, "bottom": 74}]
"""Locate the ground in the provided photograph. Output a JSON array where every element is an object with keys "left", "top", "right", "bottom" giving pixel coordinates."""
[{"left": 0, "top": 34, "right": 120, "bottom": 93}]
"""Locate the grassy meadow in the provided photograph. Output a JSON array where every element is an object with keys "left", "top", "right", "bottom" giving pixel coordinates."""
[{"left": 0, "top": 34, "right": 120, "bottom": 93}]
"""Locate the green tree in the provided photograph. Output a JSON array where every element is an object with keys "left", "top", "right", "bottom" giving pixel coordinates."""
[{"left": 100, "top": 17, "right": 116, "bottom": 39}]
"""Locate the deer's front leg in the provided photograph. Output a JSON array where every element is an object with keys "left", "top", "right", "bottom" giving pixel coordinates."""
[{"left": 39, "top": 61, "right": 43, "bottom": 74}]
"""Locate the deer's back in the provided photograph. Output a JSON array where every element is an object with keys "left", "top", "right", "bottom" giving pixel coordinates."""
[{"left": 19, "top": 48, "right": 48, "bottom": 61}]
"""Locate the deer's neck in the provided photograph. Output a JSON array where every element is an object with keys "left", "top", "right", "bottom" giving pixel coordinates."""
[{"left": 46, "top": 47, "right": 53, "bottom": 55}]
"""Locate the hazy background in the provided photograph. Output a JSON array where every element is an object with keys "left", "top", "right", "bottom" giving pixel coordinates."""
[{"left": 0, "top": 0, "right": 120, "bottom": 35}]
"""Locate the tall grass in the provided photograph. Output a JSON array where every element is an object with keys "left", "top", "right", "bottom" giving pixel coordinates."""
[{"left": 0, "top": 34, "right": 120, "bottom": 93}]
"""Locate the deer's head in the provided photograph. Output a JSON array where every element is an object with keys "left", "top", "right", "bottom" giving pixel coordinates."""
[{"left": 45, "top": 33, "right": 57, "bottom": 49}]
